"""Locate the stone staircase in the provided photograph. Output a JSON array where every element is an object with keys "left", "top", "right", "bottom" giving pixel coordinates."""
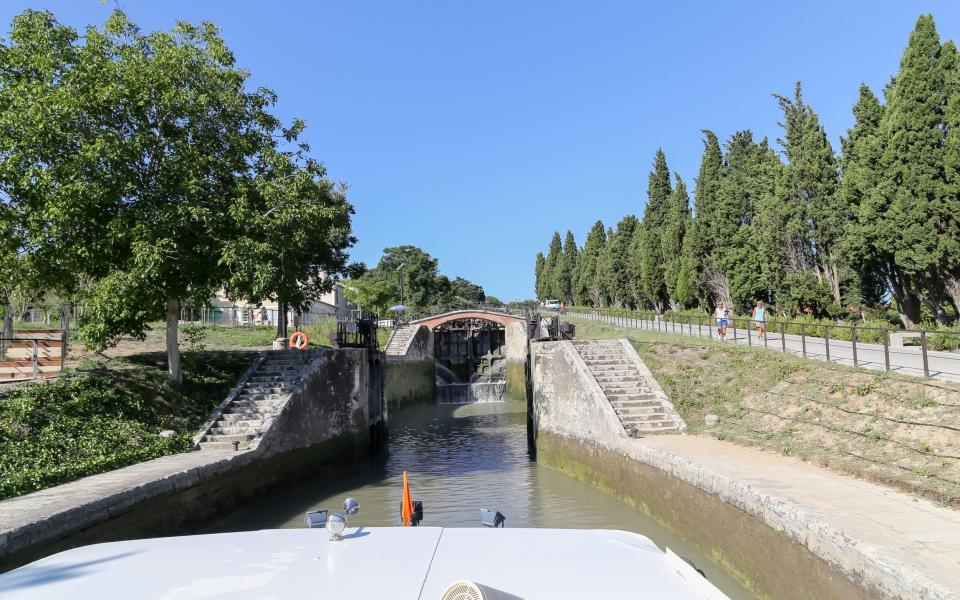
[
  {"left": 572, "top": 340, "right": 681, "bottom": 435},
  {"left": 197, "top": 350, "right": 318, "bottom": 450},
  {"left": 385, "top": 325, "right": 418, "bottom": 356}
]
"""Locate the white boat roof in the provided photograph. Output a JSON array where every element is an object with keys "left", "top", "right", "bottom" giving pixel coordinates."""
[{"left": 0, "top": 528, "right": 728, "bottom": 599}]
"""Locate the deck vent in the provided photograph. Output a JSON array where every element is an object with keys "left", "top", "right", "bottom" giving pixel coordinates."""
[{"left": 441, "top": 581, "right": 521, "bottom": 600}]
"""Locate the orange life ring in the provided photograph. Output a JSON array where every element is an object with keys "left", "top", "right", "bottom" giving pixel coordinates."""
[{"left": 289, "top": 331, "right": 309, "bottom": 350}]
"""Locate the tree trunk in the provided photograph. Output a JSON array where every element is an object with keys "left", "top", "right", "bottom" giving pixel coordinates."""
[
  {"left": 942, "top": 270, "right": 960, "bottom": 320},
  {"left": 2, "top": 301, "right": 12, "bottom": 341},
  {"left": 276, "top": 299, "right": 288, "bottom": 339},
  {"left": 165, "top": 298, "right": 182, "bottom": 384},
  {"left": 887, "top": 269, "right": 922, "bottom": 329},
  {"left": 916, "top": 273, "right": 951, "bottom": 326}
]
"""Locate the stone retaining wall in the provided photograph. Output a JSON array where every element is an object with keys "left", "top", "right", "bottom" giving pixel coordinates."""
[
  {"left": 530, "top": 339, "right": 881, "bottom": 600},
  {"left": 0, "top": 348, "right": 378, "bottom": 572}
]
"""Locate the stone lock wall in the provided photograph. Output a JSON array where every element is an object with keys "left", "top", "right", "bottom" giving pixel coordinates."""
[
  {"left": 530, "top": 340, "right": 878, "bottom": 600},
  {"left": 383, "top": 325, "right": 436, "bottom": 414},
  {"left": 504, "top": 321, "right": 529, "bottom": 403}
]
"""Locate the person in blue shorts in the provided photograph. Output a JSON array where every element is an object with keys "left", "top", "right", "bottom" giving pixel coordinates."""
[
  {"left": 714, "top": 303, "right": 729, "bottom": 340},
  {"left": 751, "top": 300, "right": 767, "bottom": 339}
]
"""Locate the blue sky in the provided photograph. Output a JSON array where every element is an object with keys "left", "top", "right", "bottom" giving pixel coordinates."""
[{"left": 3, "top": 1, "right": 960, "bottom": 301}]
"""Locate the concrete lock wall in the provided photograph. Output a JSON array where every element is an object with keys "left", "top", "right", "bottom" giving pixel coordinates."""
[
  {"left": 504, "top": 321, "right": 528, "bottom": 402},
  {"left": 530, "top": 340, "right": 877, "bottom": 600},
  {"left": 383, "top": 326, "right": 436, "bottom": 413},
  {"left": 0, "top": 348, "right": 380, "bottom": 571}
]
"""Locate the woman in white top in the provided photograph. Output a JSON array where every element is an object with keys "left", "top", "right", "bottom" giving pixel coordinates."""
[{"left": 714, "top": 303, "right": 729, "bottom": 340}]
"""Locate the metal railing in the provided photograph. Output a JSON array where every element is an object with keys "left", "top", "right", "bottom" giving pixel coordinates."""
[
  {"left": 179, "top": 305, "right": 345, "bottom": 328},
  {"left": 567, "top": 310, "right": 960, "bottom": 382}
]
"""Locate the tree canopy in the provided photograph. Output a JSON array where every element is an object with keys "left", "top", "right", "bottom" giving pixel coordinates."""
[
  {"left": 0, "top": 10, "right": 356, "bottom": 380},
  {"left": 533, "top": 14, "right": 960, "bottom": 327}
]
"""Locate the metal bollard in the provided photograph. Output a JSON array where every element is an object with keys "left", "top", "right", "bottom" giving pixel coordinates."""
[
  {"left": 824, "top": 325, "right": 830, "bottom": 362},
  {"left": 920, "top": 331, "right": 929, "bottom": 377},
  {"left": 852, "top": 326, "right": 858, "bottom": 367},
  {"left": 883, "top": 330, "right": 890, "bottom": 372},
  {"left": 800, "top": 324, "right": 806, "bottom": 357}
]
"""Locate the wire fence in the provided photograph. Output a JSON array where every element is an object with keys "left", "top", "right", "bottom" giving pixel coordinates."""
[{"left": 568, "top": 310, "right": 960, "bottom": 382}]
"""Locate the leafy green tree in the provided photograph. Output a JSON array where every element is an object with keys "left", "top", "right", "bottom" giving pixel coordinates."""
[
  {"left": 451, "top": 277, "right": 486, "bottom": 303},
  {"left": 599, "top": 217, "right": 637, "bottom": 307},
  {"left": 221, "top": 146, "right": 356, "bottom": 339},
  {"left": 558, "top": 230, "right": 579, "bottom": 304},
  {"left": 534, "top": 252, "right": 546, "bottom": 300},
  {"left": 575, "top": 220, "right": 606, "bottom": 306},
  {"left": 342, "top": 278, "right": 393, "bottom": 315},
  {"left": 363, "top": 245, "right": 454, "bottom": 308},
  {"left": 484, "top": 295, "right": 503, "bottom": 306},
  {"left": 544, "top": 231, "right": 563, "bottom": 299},
  {"left": 0, "top": 10, "right": 322, "bottom": 381}
]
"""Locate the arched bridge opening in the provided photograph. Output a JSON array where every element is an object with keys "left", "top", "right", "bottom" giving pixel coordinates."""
[{"left": 413, "top": 310, "right": 527, "bottom": 404}]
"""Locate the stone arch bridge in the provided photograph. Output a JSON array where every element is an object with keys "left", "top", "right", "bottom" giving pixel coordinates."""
[{"left": 383, "top": 309, "right": 530, "bottom": 410}]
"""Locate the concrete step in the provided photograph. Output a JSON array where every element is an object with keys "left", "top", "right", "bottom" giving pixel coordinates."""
[
  {"left": 209, "top": 425, "right": 257, "bottom": 435},
  {"left": 616, "top": 406, "right": 666, "bottom": 418},
  {"left": 222, "top": 406, "right": 267, "bottom": 416},
  {"left": 243, "top": 386, "right": 292, "bottom": 394},
  {"left": 609, "top": 399, "right": 661, "bottom": 410},
  {"left": 199, "top": 441, "right": 251, "bottom": 450},
  {"left": 203, "top": 433, "right": 255, "bottom": 443},
  {"left": 593, "top": 374, "right": 643, "bottom": 383},
  {"left": 621, "top": 417, "right": 676, "bottom": 427},
  {"left": 606, "top": 393, "right": 657, "bottom": 403},
  {"left": 600, "top": 383, "right": 652, "bottom": 393},
  {"left": 237, "top": 393, "right": 286, "bottom": 402},
  {"left": 215, "top": 418, "right": 263, "bottom": 428}
]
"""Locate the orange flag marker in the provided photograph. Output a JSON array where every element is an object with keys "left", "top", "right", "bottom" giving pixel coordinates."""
[{"left": 401, "top": 471, "right": 415, "bottom": 526}]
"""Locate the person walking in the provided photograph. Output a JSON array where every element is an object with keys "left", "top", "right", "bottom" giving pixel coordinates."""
[
  {"left": 751, "top": 300, "right": 766, "bottom": 339},
  {"left": 714, "top": 303, "right": 729, "bottom": 340}
]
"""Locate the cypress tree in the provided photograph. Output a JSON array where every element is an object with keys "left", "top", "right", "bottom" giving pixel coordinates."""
[
  {"left": 775, "top": 82, "right": 844, "bottom": 306},
  {"left": 689, "top": 131, "right": 726, "bottom": 309},
  {"left": 633, "top": 149, "right": 672, "bottom": 311},
  {"left": 939, "top": 39, "right": 960, "bottom": 314},
  {"left": 661, "top": 174, "right": 691, "bottom": 309},
  {"left": 534, "top": 252, "right": 546, "bottom": 300},
  {"left": 575, "top": 220, "right": 606, "bottom": 306},
  {"left": 544, "top": 231, "right": 563, "bottom": 300},
  {"left": 557, "top": 230, "right": 579, "bottom": 304},
  {"left": 599, "top": 216, "right": 638, "bottom": 307},
  {"left": 869, "top": 15, "right": 949, "bottom": 325},
  {"left": 841, "top": 84, "right": 889, "bottom": 309}
]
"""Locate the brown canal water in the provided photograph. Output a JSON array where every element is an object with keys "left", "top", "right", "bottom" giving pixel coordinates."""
[{"left": 210, "top": 401, "right": 753, "bottom": 599}]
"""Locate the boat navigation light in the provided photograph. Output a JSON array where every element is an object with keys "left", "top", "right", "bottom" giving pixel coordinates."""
[
  {"left": 304, "top": 509, "right": 328, "bottom": 528},
  {"left": 326, "top": 513, "right": 347, "bottom": 540},
  {"left": 343, "top": 497, "right": 360, "bottom": 516},
  {"left": 480, "top": 509, "right": 506, "bottom": 528}
]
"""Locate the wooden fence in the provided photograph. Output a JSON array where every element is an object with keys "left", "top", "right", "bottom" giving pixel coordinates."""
[{"left": 0, "top": 329, "right": 66, "bottom": 381}]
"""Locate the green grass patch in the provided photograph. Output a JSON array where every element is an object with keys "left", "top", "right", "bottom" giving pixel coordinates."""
[{"left": 0, "top": 350, "right": 255, "bottom": 499}]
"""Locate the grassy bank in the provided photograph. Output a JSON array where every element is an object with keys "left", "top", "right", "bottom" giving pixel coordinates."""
[
  {"left": 567, "top": 315, "right": 960, "bottom": 507},
  {"left": 1, "top": 323, "right": 273, "bottom": 500},
  {"left": 0, "top": 350, "right": 257, "bottom": 500}
]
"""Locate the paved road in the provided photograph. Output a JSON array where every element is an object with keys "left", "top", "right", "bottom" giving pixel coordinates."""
[{"left": 568, "top": 312, "right": 960, "bottom": 382}]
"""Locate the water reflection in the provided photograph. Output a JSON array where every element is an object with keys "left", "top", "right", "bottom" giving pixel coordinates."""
[{"left": 210, "top": 402, "right": 752, "bottom": 599}]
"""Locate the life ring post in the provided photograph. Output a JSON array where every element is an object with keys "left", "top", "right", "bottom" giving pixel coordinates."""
[{"left": 289, "top": 331, "right": 309, "bottom": 351}]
